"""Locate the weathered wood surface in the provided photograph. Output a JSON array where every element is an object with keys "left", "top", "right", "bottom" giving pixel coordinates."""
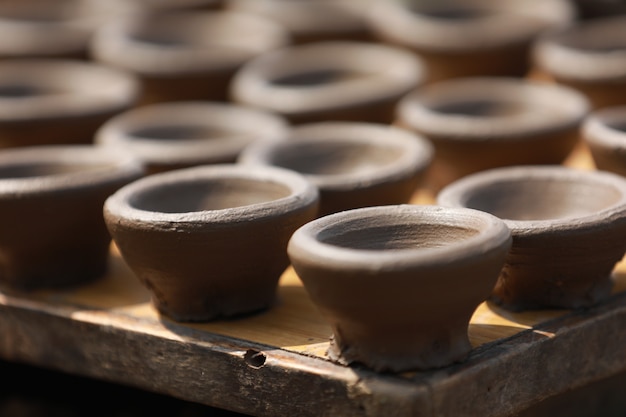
[{"left": 1, "top": 142, "right": 625, "bottom": 417}]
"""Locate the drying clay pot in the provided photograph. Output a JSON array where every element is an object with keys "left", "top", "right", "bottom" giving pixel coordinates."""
[
  {"left": 95, "top": 101, "right": 289, "bottom": 175},
  {"left": 437, "top": 165, "right": 626, "bottom": 311},
  {"left": 238, "top": 122, "right": 433, "bottom": 216},
  {"left": 0, "top": 0, "right": 119, "bottom": 59},
  {"left": 0, "top": 145, "right": 143, "bottom": 291},
  {"left": 367, "top": 0, "right": 574, "bottom": 82},
  {"left": 395, "top": 77, "right": 590, "bottom": 189},
  {"left": 230, "top": 41, "right": 425, "bottom": 125},
  {"left": 225, "top": 0, "right": 371, "bottom": 44},
  {"left": 0, "top": 59, "right": 140, "bottom": 148},
  {"left": 583, "top": 106, "right": 626, "bottom": 176},
  {"left": 533, "top": 16, "right": 626, "bottom": 109},
  {"left": 90, "top": 10, "right": 289, "bottom": 104},
  {"left": 104, "top": 164, "right": 319, "bottom": 322},
  {"left": 288, "top": 204, "right": 511, "bottom": 372}
]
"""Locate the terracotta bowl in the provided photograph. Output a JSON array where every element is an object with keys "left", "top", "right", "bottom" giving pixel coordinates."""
[
  {"left": 238, "top": 122, "right": 434, "bottom": 216},
  {"left": 367, "top": 0, "right": 574, "bottom": 82},
  {"left": 0, "top": 145, "right": 143, "bottom": 291},
  {"left": 583, "top": 106, "right": 626, "bottom": 176},
  {"left": 287, "top": 204, "right": 511, "bottom": 372},
  {"left": 533, "top": 16, "right": 626, "bottom": 109},
  {"left": 230, "top": 41, "right": 425, "bottom": 124},
  {"left": 395, "top": 77, "right": 590, "bottom": 189},
  {"left": 0, "top": 59, "right": 140, "bottom": 148},
  {"left": 90, "top": 10, "right": 289, "bottom": 104},
  {"left": 104, "top": 164, "right": 319, "bottom": 322},
  {"left": 437, "top": 165, "right": 626, "bottom": 311},
  {"left": 225, "top": 0, "right": 371, "bottom": 44},
  {"left": 95, "top": 101, "right": 289, "bottom": 175}
]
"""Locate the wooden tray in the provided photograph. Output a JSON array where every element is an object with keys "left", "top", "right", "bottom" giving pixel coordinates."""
[{"left": 1, "top": 143, "right": 626, "bottom": 417}]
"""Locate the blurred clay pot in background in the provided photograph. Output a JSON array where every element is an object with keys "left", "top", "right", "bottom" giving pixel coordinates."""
[
  {"left": 395, "top": 77, "right": 590, "bottom": 190},
  {"left": 0, "top": 145, "right": 143, "bottom": 291},
  {"left": 104, "top": 164, "right": 319, "bottom": 322},
  {"left": 225, "top": 0, "right": 371, "bottom": 44},
  {"left": 288, "top": 204, "right": 511, "bottom": 372},
  {"left": 367, "top": 0, "right": 574, "bottom": 82},
  {"left": 96, "top": 101, "right": 289, "bottom": 175},
  {"left": 534, "top": 16, "right": 626, "bottom": 109},
  {"left": 238, "top": 122, "right": 433, "bottom": 216},
  {"left": 230, "top": 41, "right": 425, "bottom": 124},
  {"left": 438, "top": 166, "right": 626, "bottom": 311},
  {"left": 90, "top": 10, "right": 288, "bottom": 104},
  {"left": 583, "top": 106, "right": 626, "bottom": 176},
  {"left": 0, "top": 59, "right": 140, "bottom": 148}
]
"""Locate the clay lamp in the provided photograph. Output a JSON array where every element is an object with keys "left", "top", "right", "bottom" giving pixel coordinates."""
[
  {"left": 366, "top": 0, "right": 574, "bottom": 81},
  {"left": 238, "top": 121, "right": 434, "bottom": 216},
  {"left": 437, "top": 165, "right": 626, "bottom": 311},
  {"left": 0, "top": 59, "right": 140, "bottom": 148},
  {"left": 533, "top": 16, "right": 626, "bottom": 109},
  {"left": 287, "top": 204, "right": 512, "bottom": 372},
  {"left": 583, "top": 106, "right": 626, "bottom": 176},
  {"left": 104, "top": 164, "right": 319, "bottom": 322},
  {"left": 395, "top": 77, "right": 590, "bottom": 190},
  {"left": 229, "top": 41, "right": 425, "bottom": 125},
  {"left": 0, "top": 145, "right": 143, "bottom": 291},
  {"left": 90, "top": 10, "right": 289, "bottom": 104},
  {"left": 224, "top": 0, "right": 371, "bottom": 44},
  {"left": 95, "top": 101, "right": 289, "bottom": 175}
]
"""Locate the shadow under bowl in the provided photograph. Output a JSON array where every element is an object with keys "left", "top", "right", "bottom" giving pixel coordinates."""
[
  {"left": 395, "top": 77, "right": 590, "bottom": 189},
  {"left": 104, "top": 164, "right": 319, "bottom": 322},
  {"left": 96, "top": 101, "right": 289, "bottom": 175},
  {"left": 583, "top": 106, "right": 626, "bottom": 177},
  {"left": 0, "top": 145, "right": 144, "bottom": 291},
  {"left": 238, "top": 121, "right": 434, "bottom": 216},
  {"left": 437, "top": 165, "right": 626, "bottom": 310},
  {"left": 287, "top": 204, "right": 511, "bottom": 372}
]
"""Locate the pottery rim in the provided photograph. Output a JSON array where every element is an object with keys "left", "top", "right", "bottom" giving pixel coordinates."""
[
  {"left": 533, "top": 15, "right": 626, "bottom": 83},
  {"left": 104, "top": 164, "right": 319, "bottom": 226},
  {"left": 288, "top": 204, "right": 511, "bottom": 271},
  {"left": 90, "top": 9, "right": 289, "bottom": 76},
  {"left": 0, "top": 144, "right": 144, "bottom": 195},
  {"left": 367, "top": 0, "right": 574, "bottom": 52},
  {"left": 396, "top": 77, "right": 590, "bottom": 140},
  {"left": 436, "top": 165, "right": 626, "bottom": 236},
  {"left": 95, "top": 101, "right": 289, "bottom": 167},
  {"left": 0, "top": 58, "right": 140, "bottom": 122},
  {"left": 583, "top": 106, "right": 626, "bottom": 151},
  {"left": 229, "top": 41, "right": 425, "bottom": 116},
  {"left": 238, "top": 121, "right": 433, "bottom": 192}
]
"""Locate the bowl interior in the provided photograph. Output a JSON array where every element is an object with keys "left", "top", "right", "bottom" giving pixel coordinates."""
[
  {"left": 129, "top": 124, "right": 235, "bottom": 142},
  {"left": 430, "top": 99, "right": 527, "bottom": 117},
  {"left": 0, "top": 84, "right": 60, "bottom": 98},
  {"left": 0, "top": 162, "right": 113, "bottom": 179},
  {"left": 317, "top": 218, "right": 478, "bottom": 250},
  {"left": 463, "top": 178, "right": 623, "bottom": 221},
  {"left": 130, "top": 178, "right": 292, "bottom": 213},
  {"left": 266, "top": 141, "right": 403, "bottom": 176},
  {"left": 271, "top": 69, "right": 365, "bottom": 88}
]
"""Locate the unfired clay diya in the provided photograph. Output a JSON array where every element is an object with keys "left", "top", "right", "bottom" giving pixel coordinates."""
[
  {"left": 238, "top": 121, "right": 434, "bottom": 216},
  {"left": 230, "top": 41, "right": 425, "bottom": 124},
  {"left": 0, "top": 145, "right": 143, "bottom": 291},
  {"left": 367, "top": 0, "right": 574, "bottom": 81},
  {"left": 583, "top": 106, "right": 626, "bottom": 177},
  {"left": 437, "top": 165, "right": 626, "bottom": 311},
  {"left": 95, "top": 101, "right": 289, "bottom": 175},
  {"left": 90, "top": 10, "right": 289, "bottom": 104},
  {"left": 0, "top": 59, "right": 140, "bottom": 148},
  {"left": 225, "top": 0, "right": 370, "bottom": 44},
  {"left": 288, "top": 204, "right": 511, "bottom": 372},
  {"left": 395, "top": 77, "right": 590, "bottom": 189},
  {"left": 533, "top": 16, "right": 626, "bottom": 109},
  {"left": 104, "top": 164, "right": 319, "bottom": 322}
]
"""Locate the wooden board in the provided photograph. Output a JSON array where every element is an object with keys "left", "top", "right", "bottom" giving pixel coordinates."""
[{"left": 1, "top": 142, "right": 626, "bottom": 417}]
